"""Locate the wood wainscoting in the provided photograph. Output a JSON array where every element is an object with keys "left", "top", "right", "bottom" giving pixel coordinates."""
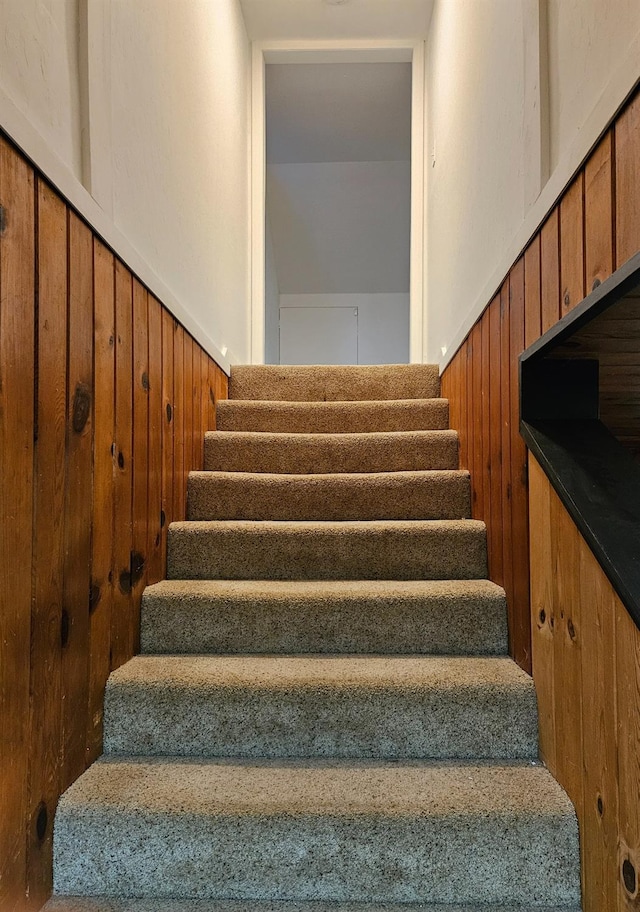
[
  {"left": 441, "top": 86, "right": 640, "bottom": 675},
  {"left": 530, "top": 457, "right": 640, "bottom": 912},
  {"left": 0, "top": 133, "right": 228, "bottom": 911}
]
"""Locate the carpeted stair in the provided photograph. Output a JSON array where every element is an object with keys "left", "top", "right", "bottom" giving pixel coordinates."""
[{"left": 47, "top": 364, "right": 582, "bottom": 912}]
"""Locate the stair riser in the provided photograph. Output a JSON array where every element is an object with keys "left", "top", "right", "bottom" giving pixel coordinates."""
[
  {"left": 140, "top": 591, "right": 508, "bottom": 655},
  {"left": 54, "top": 812, "right": 579, "bottom": 904},
  {"left": 167, "top": 523, "right": 488, "bottom": 581},
  {"left": 103, "top": 685, "right": 538, "bottom": 760},
  {"left": 216, "top": 400, "right": 449, "bottom": 434},
  {"left": 44, "top": 899, "right": 584, "bottom": 912},
  {"left": 204, "top": 431, "right": 460, "bottom": 474},
  {"left": 229, "top": 364, "right": 441, "bottom": 402},
  {"left": 187, "top": 472, "right": 471, "bottom": 522}
]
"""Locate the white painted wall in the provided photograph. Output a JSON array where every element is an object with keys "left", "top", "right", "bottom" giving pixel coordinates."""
[
  {"left": 426, "top": 0, "right": 640, "bottom": 367},
  {"left": 267, "top": 161, "right": 410, "bottom": 294},
  {"left": 280, "top": 293, "right": 409, "bottom": 364},
  {"left": 547, "top": 0, "right": 640, "bottom": 171},
  {"left": 109, "top": 0, "right": 250, "bottom": 363},
  {"left": 0, "top": 0, "right": 251, "bottom": 367},
  {"left": 0, "top": 0, "right": 83, "bottom": 180},
  {"left": 425, "top": 0, "right": 527, "bottom": 364}
]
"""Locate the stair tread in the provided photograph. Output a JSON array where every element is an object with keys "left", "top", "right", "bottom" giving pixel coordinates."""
[
  {"left": 58, "top": 756, "right": 574, "bottom": 818},
  {"left": 204, "top": 429, "right": 460, "bottom": 473},
  {"left": 229, "top": 363, "right": 440, "bottom": 402},
  {"left": 108, "top": 654, "right": 531, "bottom": 690},
  {"left": 144, "top": 577, "right": 505, "bottom": 599}
]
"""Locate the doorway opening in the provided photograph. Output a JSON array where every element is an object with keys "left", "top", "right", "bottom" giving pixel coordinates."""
[
  {"left": 251, "top": 43, "right": 425, "bottom": 365},
  {"left": 265, "top": 61, "right": 411, "bottom": 366}
]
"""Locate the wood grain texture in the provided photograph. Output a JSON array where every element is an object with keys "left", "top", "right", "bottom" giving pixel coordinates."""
[
  {"left": 0, "top": 137, "right": 35, "bottom": 912},
  {"left": 132, "top": 279, "right": 149, "bottom": 634},
  {"left": 61, "top": 213, "right": 93, "bottom": 790},
  {"left": 499, "top": 280, "right": 513, "bottom": 615},
  {"left": 541, "top": 207, "right": 561, "bottom": 332},
  {"left": 585, "top": 131, "right": 614, "bottom": 294},
  {"left": 615, "top": 90, "right": 640, "bottom": 268},
  {"left": 524, "top": 236, "right": 542, "bottom": 347},
  {"left": 147, "top": 296, "right": 164, "bottom": 584},
  {"left": 87, "top": 239, "right": 116, "bottom": 763},
  {"left": 560, "top": 172, "right": 585, "bottom": 315},
  {"left": 0, "top": 134, "right": 227, "bottom": 908},
  {"left": 529, "top": 461, "right": 640, "bottom": 912},
  {"left": 488, "top": 294, "right": 503, "bottom": 585},
  {"left": 27, "top": 179, "right": 68, "bottom": 908},
  {"left": 111, "top": 260, "right": 134, "bottom": 670}
]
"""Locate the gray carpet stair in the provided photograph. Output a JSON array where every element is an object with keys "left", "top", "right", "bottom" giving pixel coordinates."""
[
  {"left": 52, "top": 759, "right": 579, "bottom": 905},
  {"left": 139, "top": 579, "right": 510, "bottom": 655},
  {"left": 49, "top": 362, "right": 581, "bottom": 912},
  {"left": 103, "top": 655, "right": 538, "bottom": 760},
  {"left": 187, "top": 470, "right": 471, "bottom": 521}
]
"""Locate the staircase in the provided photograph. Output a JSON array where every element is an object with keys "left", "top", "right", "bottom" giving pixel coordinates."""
[{"left": 46, "top": 364, "right": 582, "bottom": 912}]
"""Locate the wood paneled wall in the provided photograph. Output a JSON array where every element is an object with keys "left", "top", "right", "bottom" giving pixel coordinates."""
[
  {"left": 440, "top": 87, "right": 640, "bottom": 675},
  {"left": 441, "top": 87, "right": 640, "bottom": 908},
  {"left": 0, "top": 133, "right": 228, "bottom": 911},
  {"left": 530, "top": 458, "right": 640, "bottom": 912}
]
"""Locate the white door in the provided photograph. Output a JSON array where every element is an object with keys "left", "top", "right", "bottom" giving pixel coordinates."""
[{"left": 279, "top": 306, "right": 358, "bottom": 365}]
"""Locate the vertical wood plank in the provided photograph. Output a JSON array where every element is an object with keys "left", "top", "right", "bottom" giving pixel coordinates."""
[
  {"left": 509, "top": 257, "right": 531, "bottom": 672},
  {"left": 488, "top": 295, "right": 503, "bottom": 585},
  {"left": 551, "top": 488, "right": 584, "bottom": 822},
  {"left": 201, "top": 347, "right": 211, "bottom": 439},
  {"left": 528, "top": 455, "right": 557, "bottom": 769},
  {"left": 192, "top": 345, "right": 203, "bottom": 470},
  {"left": 481, "top": 312, "right": 491, "bottom": 536},
  {"left": 458, "top": 341, "right": 469, "bottom": 473},
  {"left": 146, "top": 296, "right": 163, "bottom": 584},
  {"left": 87, "top": 239, "right": 115, "bottom": 763},
  {"left": 161, "top": 310, "right": 175, "bottom": 571},
  {"left": 111, "top": 261, "right": 134, "bottom": 671},
  {"left": 615, "top": 601, "right": 640, "bottom": 911},
  {"left": 615, "top": 90, "right": 640, "bottom": 268},
  {"left": 61, "top": 212, "right": 93, "bottom": 791},
  {"left": 132, "top": 279, "right": 149, "bottom": 642},
  {"left": 585, "top": 132, "right": 614, "bottom": 293},
  {"left": 27, "top": 179, "right": 68, "bottom": 906},
  {"left": 183, "top": 333, "right": 194, "bottom": 478},
  {"left": 173, "top": 324, "right": 185, "bottom": 521},
  {"left": 579, "top": 538, "right": 619, "bottom": 912},
  {"left": 500, "top": 279, "right": 514, "bottom": 610},
  {"left": 465, "top": 334, "right": 474, "bottom": 478},
  {"left": 560, "top": 173, "right": 585, "bottom": 315},
  {"left": 541, "top": 208, "right": 561, "bottom": 332},
  {"left": 471, "top": 323, "right": 484, "bottom": 520},
  {"left": 0, "top": 139, "right": 35, "bottom": 912},
  {"left": 208, "top": 353, "right": 216, "bottom": 439},
  {"left": 524, "top": 236, "right": 542, "bottom": 347}
]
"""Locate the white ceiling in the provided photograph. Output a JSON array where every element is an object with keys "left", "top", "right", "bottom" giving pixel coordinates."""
[
  {"left": 266, "top": 62, "right": 411, "bottom": 163},
  {"left": 239, "top": 0, "right": 435, "bottom": 41}
]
